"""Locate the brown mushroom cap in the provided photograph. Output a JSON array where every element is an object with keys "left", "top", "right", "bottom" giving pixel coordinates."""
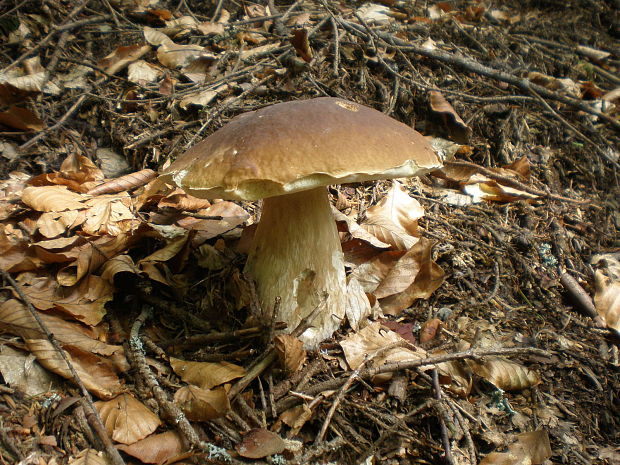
[{"left": 160, "top": 97, "right": 441, "bottom": 201}]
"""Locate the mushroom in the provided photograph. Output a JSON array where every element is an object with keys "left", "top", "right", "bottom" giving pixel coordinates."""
[{"left": 159, "top": 97, "right": 442, "bottom": 347}]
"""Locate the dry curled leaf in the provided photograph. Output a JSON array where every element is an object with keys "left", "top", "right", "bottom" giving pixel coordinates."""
[
  {"left": 97, "top": 44, "right": 151, "bottom": 75},
  {"left": 429, "top": 91, "right": 470, "bottom": 143},
  {"left": 592, "top": 253, "right": 620, "bottom": 333},
  {"left": 340, "top": 321, "right": 427, "bottom": 370},
  {"left": 87, "top": 169, "right": 157, "bottom": 196},
  {"left": 237, "top": 429, "right": 286, "bottom": 459},
  {"left": 173, "top": 385, "right": 230, "bottom": 421},
  {"left": 170, "top": 358, "right": 245, "bottom": 390},
  {"left": 68, "top": 449, "right": 113, "bottom": 465},
  {"left": 362, "top": 181, "right": 424, "bottom": 250},
  {"left": 290, "top": 29, "right": 313, "bottom": 62},
  {"left": 117, "top": 431, "right": 186, "bottom": 464},
  {"left": 95, "top": 393, "right": 161, "bottom": 445},
  {"left": 467, "top": 358, "right": 541, "bottom": 391},
  {"left": 274, "top": 334, "right": 307, "bottom": 373},
  {"left": 479, "top": 430, "right": 552, "bottom": 465},
  {"left": 0, "top": 106, "right": 45, "bottom": 131}
]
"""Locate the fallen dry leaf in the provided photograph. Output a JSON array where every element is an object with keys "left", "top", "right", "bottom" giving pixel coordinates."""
[
  {"left": 21, "top": 185, "right": 86, "bottom": 212},
  {"left": 0, "top": 345, "right": 61, "bottom": 396},
  {"left": 24, "top": 338, "right": 122, "bottom": 399},
  {"left": 170, "top": 358, "right": 245, "bottom": 390},
  {"left": 340, "top": 321, "right": 427, "bottom": 370},
  {"left": 173, "top": 385, "right": 230, "bottom": 421},
  {"left": 291, "top": 29, "right": 313, "bottom": 62},
  {"left": 467, "top": 358, "right": 541, "bottom": 391},
  {"left": 68, "top": 449, "right": 113, "bottom": 465},
  {"left": 95, "top": 393, "right": 161, "bottom": 445},
  {"left": 429, "top": 91, "right": 470, "bottom": 143},
  {"left": 479, "top": 430, "right": 552, "bottom": 465},
  {"left": 97, "top": 44, "right": 151, "bottom": 75},
  {"left": 362, "top": 181, "right": 424, "bottom": 250},
  {"left": 117, "top": 431, "right": 186, "bottom": 464},
  {"left": 57, "top": 233, "right": 133, "bottom": 286},
  {"left": 378, "top": 238, "right": 445, "bottom": 315},
  {"left": 274, "top": 334, "right": 307, "bottom": 373},
  {"left": 592, "top": 253, "right": 620, "bottom": 333},
  {"left": 276, "top": 404, "right": 313, "bottom": 436},
  {"left": 345, "top": 275, "right": 374, "bottom": 331},
  {"left": 419, "top": 318, "right": 443, "bottom": 343},
  {"left": 237, "top": 428, "right": 286, "bottom": 459},
  {"left": 0, "top": 106, "right": 45, "bottom": 131},
  {"left": 87, "top": 169, "right": 157, "bottom": 196},
  {"left": 18, "top": 275, "right": 112, "bottom": 326}
]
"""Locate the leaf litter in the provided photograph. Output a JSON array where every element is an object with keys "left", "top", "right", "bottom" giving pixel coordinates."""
[{"left": 0, "top": 1, "right": 618, "bottom": 464}]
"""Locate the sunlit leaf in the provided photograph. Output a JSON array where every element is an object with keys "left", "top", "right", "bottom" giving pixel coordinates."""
[{"left": 95, "top": 394, "right": 161, "bottom": 445}]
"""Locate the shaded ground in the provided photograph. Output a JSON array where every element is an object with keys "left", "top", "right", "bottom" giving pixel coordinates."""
[{"left": 0, "top": 0, "right": 619, "bottom": 464}]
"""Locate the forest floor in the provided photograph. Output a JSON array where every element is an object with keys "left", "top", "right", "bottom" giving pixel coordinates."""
[{"left": 0, "top": 0, "right": 619, "bottom": 464}]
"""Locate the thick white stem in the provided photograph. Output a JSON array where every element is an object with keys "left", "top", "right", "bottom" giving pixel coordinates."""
[{"left": 245, "top": 187, "right": 347, "bottom": 347}]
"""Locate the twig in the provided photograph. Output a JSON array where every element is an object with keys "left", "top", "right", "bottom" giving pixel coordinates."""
[
  {"left": 338, "top": 19, "right": 620, "bottom": 132},
  {"left": 127, "top": 306, "right": 236, "bottom": 463},
  {"left": 0, "top": 269, "right": 125, "bottom": 465},
  {"left": 277, "top": 346, "right": 549, "bottom": 411},
  {"left": 159, "top": 323, "right": 287, "bottom": 349},
  {"left": 432, "top": 369, "right": 455, "bottom": 465},
  {"left": 19, "top": 94, "right": 87, "bottom": 150},
  {"left": 228, "top": 297, "right": 327, "bottom": 399},
  {"left": 443, "top": 160, "right": 590, "bottom": 203},
  {"left": 525, "top": 84, "right": 620, "bottom": 169},
  {"left": 3, "top": 1, "right": 93, "bottom": 73}
]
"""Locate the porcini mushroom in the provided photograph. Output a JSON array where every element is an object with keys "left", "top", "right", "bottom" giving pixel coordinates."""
[{"left": 160, "top": 97, "right": 442, "bottom": 347}]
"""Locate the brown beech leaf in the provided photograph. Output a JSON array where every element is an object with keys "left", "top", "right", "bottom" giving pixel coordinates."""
[
  {"left": 479, "top": 430, "right": 552, "bottom": 465},
  {"left": 290, "top": 29, "right": 313, "bottom": 62},
  {"left": 419, "top": 318, "right": 443, "bottom": 343},
  {"left": 170, "top": 358, "right": 245, "bottom": 390},
  {"left": 436, "top": 358, "right": 472, "bottom": 398},
  {"left": 379, "top": 238, "right": 445, "bottom": 315},
  {"left": 334, "top": 207, "right": 391, "bottom": 250},
  {"left": 117, "top": 431, "right": 186, "bottom": 464},
  {"left": 157, "top": 40, "right": 205, "bottom": 69},
  {"left": 0, "top": 106, "right": 45, "bottom": 131},
  {"left": 350, "top": 250, "right": 404, "bottom": 294},
  {"left": 176, "top": 201, "right": 250, "bottom": 239},
  {"left": 592, "top": 254, "right": 620, "bottom": 333},
  {"left": 362, "top": 181, "right": 424, "bottom": 250},
  {"left": 157, "top": 188, "right": 211, "bottom": 211},
  {"left": 379, "top": 320, "right": 415, "bottom": 344},
  {"left": 0, "top": 299, "right": 126, "bottom": 362},
  {"left": 276, "top": 404, "right": 313, "bottom": 436},
  {"left": 21, "top": 186, "right": 86, "bottom": 212},
  {"left": 173, "top": 385, "right": 230, "bottom": 421},
  {"left": 429, "top": 91, "right": 470, "bottom": 143},
  {"left": 0, "top": 226, "right": 41, "bottom": 272},
  {"left": 24, "top": 338, "right": 122, "bottom": 399},
  {"left": 101, "top": 254, "right": 141, "bottom": 282},
  {"left": 87, "top": 169, "right": 157, "bottom": 196},
  {"left": 57, "top": 233, "right": 132, "bottom": 286},
  {"left": 274, "top": 334, "right": 307, "bottom": 373},
  {"left": 82, "top": 194, "right": 140, "bottom": 236},
  {"left": 340, "top": 321, "right": 427, "bottom": 370},
  {"left": 59, "top": 153, "right": 105, "bottom": 186},
  {"left": 68, "top": 449, "right": 113, "bottom": 465},
  {"left": 237, "top": 429, "right": 286, "bottom": 459},
  {"left": 18, "top": 275, "right": 112, "bottom": 326},
  {"left": 467, "top": 358, "right": 541, "bottom": 391},
  {"left": 95, "top": 394, "right": 161, "bottom": 445},
  {"left": 345, "top": 276, "right": 374, "bottom": 331},
  {"left": 98, "top": 44, "right": 152, "bottom": 75}
]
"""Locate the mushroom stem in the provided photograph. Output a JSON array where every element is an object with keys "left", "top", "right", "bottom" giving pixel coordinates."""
[{"left": 245, "top": 187, "right": 347, "bottom": 347}]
